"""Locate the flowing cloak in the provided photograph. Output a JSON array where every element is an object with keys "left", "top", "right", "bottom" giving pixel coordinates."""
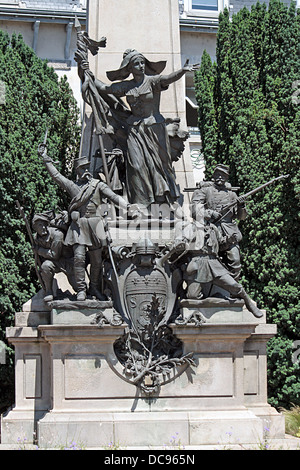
[{"left": 108, "top": 75, "right": 180, "bottom": 207}]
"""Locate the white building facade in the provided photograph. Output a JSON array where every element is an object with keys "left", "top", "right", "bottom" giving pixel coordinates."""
[
  {"left": 0, "top": 0, "right": 298, "bottom": 181},
  {"left": 0, "top": 1, "right": 87, "bottom": 113}
]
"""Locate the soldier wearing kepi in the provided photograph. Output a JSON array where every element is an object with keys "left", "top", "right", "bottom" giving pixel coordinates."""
[
  {"left": 177, "top": 217, "right": 263, "bottom": 318},
  {"left": 191, "top": 164, "right": 247, "bottom": 280},
  {"left": 32, "top": 213, "right": 75, "bottom": 302},
  {"left": 38, "top": 144, "right": 140, "bottom": 301}
]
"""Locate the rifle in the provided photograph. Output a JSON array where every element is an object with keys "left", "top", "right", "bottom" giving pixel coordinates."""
[
  {"left": 184, "top": 183, "right": 240, "bottom": 192},
  {"left": 16, "top": 200, "right": 46, "bottom": 291},
  {"left": 215, "top": 174, "right": 290, "bottom": 224}
]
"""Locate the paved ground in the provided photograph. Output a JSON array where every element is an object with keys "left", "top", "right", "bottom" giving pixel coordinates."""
[{"left": 0, "top": 434, "right": 299, "bottom": 450}]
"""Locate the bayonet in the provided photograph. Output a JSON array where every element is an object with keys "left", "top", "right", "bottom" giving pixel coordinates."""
[
  {"left": 43, "top": 127, "right": 48, "bottom": 145},
  {"left": 37, "top": 127, "right": 48, "bottom": 156}
]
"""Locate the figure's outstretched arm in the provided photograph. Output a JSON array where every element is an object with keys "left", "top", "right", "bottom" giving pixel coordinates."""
[
  {"left": 160, "top": 59, "right": 200, "bottom": 87},
  {"left": 93, "top": 78, "right": 114, "bottom": 95},
  {"left": 98, "top": 182, "right": 143, "bottom": 218},
  {"left": 37, "top": 144, "right": 78, "bottom": 198}
]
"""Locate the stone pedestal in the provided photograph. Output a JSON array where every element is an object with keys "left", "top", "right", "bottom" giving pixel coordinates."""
[{"left": 1, "top": 297, "right": 285, "bottom": 448}]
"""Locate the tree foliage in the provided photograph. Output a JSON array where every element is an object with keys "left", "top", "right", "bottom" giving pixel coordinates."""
[
  {"left": 195, "top": 0, "right": 300, "bottom": 408},
  {"left": 0, "top": 31, "right": 80, "bottom": 411}
]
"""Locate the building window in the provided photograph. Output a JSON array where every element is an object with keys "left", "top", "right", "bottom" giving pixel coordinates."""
[
  {"left": 191, "top": 0, "right": 218, "bottom": 11},
  {"left": 184, "top": 0, "right": 229, "bottom": 17}
]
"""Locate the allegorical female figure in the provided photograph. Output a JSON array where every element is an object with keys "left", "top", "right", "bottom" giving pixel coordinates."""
[{"left": 94, "top": 49, "right": 199, "bottom": 208}]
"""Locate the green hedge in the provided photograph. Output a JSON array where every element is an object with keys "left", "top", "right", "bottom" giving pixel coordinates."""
[
  {"left": 194, "top": 0, "right": 300, "bottom": 408},
  {"left": 0, "top": 31, "right": 80, "bottom": 412}
]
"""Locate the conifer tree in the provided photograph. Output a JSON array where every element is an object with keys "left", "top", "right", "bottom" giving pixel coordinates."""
[
  {"left": 215, "top": 7, "right": 234, "bottom": 173},
  {"left": 195, "top": 0, "right": 300, "bottom": 408},
  {"left": 194, "top": 50, "right": 218, "bottom": 173},
  {"left": 0, "top": 31, "right": 80, "bottom": 411}
]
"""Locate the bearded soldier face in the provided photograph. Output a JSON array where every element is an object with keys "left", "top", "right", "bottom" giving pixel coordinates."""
[{"left": 213, "top": 170, "right": 228, "bottom": 188}]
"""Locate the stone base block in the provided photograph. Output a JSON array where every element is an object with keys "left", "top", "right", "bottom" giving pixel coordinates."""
[
  {"left": 1, "top": 300, "right": 285, "bottom": 448},
  {"left": 248, "top": 405, "right": 286, "bottom": 439},
  {"left": 36, "top": 409, "right": 263, "bottom": 448},
  {"left": 189, "top": 410, "right": 263, "bottom": 445},
  {"left": 179, "top": 298, "right": 266, "bottom": 324},
  {"left": 0, "top": 409, "right": 45, "bottom": 445}
]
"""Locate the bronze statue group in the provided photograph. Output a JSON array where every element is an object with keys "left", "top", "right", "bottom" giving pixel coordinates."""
[{"left": 30, "top": 42, "right": 266, "bottom": 319}]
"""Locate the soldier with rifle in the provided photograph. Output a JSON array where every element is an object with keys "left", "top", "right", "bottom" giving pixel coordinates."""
[
  {"left": 191, "top": 164, "right": 247, "bottom": 280},
  {"left": 175, "top": 215, "right": 264, "bottom": 318},
  {"left": 31, "top": 212, "right": 76, "bottom": 302},
  {"left": 190, "top": 164, "right": 289, "bottom": 280},
  {"left": 16, "top": 202, "right": 76, "bottom": 302}
]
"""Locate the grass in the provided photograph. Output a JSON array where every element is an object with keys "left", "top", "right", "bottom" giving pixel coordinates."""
[{"left": 282, "top": 404, "right": 300, "bottom": 438}]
